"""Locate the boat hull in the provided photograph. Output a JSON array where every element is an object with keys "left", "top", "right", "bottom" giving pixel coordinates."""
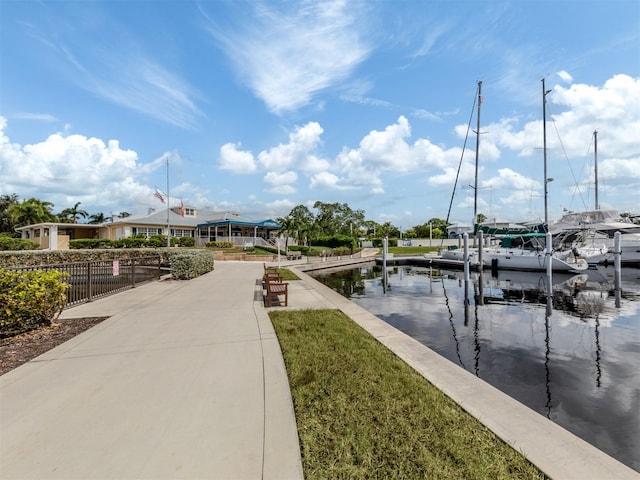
[
  {"left": 483, "top": 248, "right": 588, "bottom": 272},
  {"left": 442, "top": 247, "right": 589, "bottom": 272}
]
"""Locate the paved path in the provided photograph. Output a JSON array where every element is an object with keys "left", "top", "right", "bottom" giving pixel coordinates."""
[
  {"left": 2, "top": 257, "right": 637, "bottom": 479},
  {"left": 1, "top": 262, "right": 302, "bottom": 480}
]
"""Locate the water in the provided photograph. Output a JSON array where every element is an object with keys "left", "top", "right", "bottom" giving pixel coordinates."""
[{"left": 313, "top": 263, "right": 640, "bottom": 472}]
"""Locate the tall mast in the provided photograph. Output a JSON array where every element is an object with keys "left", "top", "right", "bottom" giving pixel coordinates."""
[
  {"left": 594, "top": 130, "right": 599, "bottom": 210},
  {"left": 542, "top": 78, "right": 551, "bottom": 229},
  {"left": 166, "top": 156, "right": 171, "bottom": 247},
  {"left": 473, "top": 80, "right": 482, "bottom": 229}
]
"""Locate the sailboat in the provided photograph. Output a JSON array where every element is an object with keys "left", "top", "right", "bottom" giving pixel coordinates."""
[
  {"left": 549, "top": 131, "right": 640, "bottom": 266},
  {"left": 442, "top": 80, "right": 588, "bottom": 272}
]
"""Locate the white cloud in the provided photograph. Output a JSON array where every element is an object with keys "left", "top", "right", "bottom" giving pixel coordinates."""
[
  {"left": 0, "top": 117, "right": 155, "bottom": 212},
  {"left": 12, "top": 112, "right": 58, "bottom": 122},
  {"left": 557, "top": 70, "right": 573, "bottom": 83},
  {"left": 267, "top": 185, "right": 297, "bottom": 195},
  {"left": 485, "top": 168, "right": 541, "bottom": 190},
  {"left": 28, "top": 12, "right": 202, "bottom": 129},
  {"left": 219, "top": 142, "right": 257, "bottom": 174},
  {"left": 258, "top": 122, "right": 326, "bottom": 172},
  {"left": 264, "top": 171, "right": 297, "bottom": 194},
  {"left": 203, "top": 1, "right": 371, "bottom": 113},
  {"left": 309, "top": 171, "right": 342, "bottom": 190},
  {"left": 264, "top": 171, "right": 297, "bottom": 186}
]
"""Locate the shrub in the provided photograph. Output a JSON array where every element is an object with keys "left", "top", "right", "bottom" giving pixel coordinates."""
[
  {"left": 113, "top": 237, "right": 147, "bottom": 248},
  {"left": 0, "top": 269, "right": 69, "bottom": 337},
  {"left": 205, "top": 241, "right": 234, "bottom": 249},
  {"left": 0, "top": 236, "right": 40, "bottom": 251},
  {"left": 177, "top": 236, "right": 196, "bottom": 247},
  {"left": 314, "top": 234, "right": 356, "bottom": 250},
  {"left": 166, "top": 250, "right": 215, "bottom": 279},
  {"left": 333, "top": 246, "right": 351, "bottom": 256},
  {"left": 70, "top": 238, "right": 114, "bottom": 249}
]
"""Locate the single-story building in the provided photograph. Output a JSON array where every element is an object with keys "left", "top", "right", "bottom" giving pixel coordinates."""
[
  {"left": 15, "top": 207, "right": 281, "bottom": 250},
  {"left": 14, "top": 223, "right": 103, "bottom": 250},
  {"left": 197, "top": 212, "right": 281, "bottom": 247}
]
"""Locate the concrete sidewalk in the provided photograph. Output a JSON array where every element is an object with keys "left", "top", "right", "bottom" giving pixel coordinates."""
[
  {"left": 1, "top": 262, "right": 303, "bottom": 480},
  {"left": 2, "top": 257, "right": 637, "bottom": 479}
]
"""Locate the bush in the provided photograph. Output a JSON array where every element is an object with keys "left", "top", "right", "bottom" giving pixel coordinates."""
[
  {"left": 314, "top": 234, "right": 356, "bottom": 250},
  {"left": 205, "top": 241, "right": 234, "bottom": 249},
  {"left": 177, "top": 236, "right": 196, "bottom": 247},
  {"left": 70, "top": 238, "right": 114, "bottom": 249},
  {"left": 0, "top": 269, "right": 69, "bottom": 337},
  {"left": 113, "top": 237, "right": 148, "bottom": 248},
  {"left": 0, "top": 236, "right": 40, "bottom": 251},
  {"left": 166, "top": 250, "right": 215, "bottom": 279}
]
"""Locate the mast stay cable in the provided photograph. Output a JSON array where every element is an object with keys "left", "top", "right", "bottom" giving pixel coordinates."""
[{"left": 443, "top": 84, "right": 479, "bottom": 245}]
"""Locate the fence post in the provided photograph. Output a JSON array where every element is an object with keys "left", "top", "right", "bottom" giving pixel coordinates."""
[
  {"left": 131, "top": 258, "right": 136, "bottom": 288},
  {"left": 86, "top": 261, "right": 93, "bottom": 302}
]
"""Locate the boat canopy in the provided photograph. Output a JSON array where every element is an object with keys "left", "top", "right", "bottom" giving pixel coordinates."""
[{"left": 500, "top": 233, "right": 547, "bottom": 249}]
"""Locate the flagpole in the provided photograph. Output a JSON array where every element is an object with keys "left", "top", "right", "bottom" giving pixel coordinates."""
[{"left": 166, "top": 155, "right": 171, "bottom": 247}]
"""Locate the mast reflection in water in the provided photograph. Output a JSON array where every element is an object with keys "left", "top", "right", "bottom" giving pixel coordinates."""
[{"left": 313, "top": 264, "right": 640, "bottom": 472}]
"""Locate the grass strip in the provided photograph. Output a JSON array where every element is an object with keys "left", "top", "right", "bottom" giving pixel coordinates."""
[
  {"left": 275, "top": 268, "right": 300, "bottom": 281},
  {"left": 270, "top": 309, "right": 545, "bottom": 480}
]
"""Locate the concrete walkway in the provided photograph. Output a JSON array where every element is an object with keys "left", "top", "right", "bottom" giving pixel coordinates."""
[
  {"left": 1, "top": 262, "right": 303, "bottom": 479},
  {"left": 2, "top": 257, "right": 637, "bottom": 479}
]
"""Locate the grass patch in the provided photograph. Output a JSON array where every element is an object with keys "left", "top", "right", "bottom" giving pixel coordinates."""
[
  {"left": 275, "top": 268, "right": 299, "bottom": 281},
  {"left": 270, "top": 309, "right": 545, "bottom": 480}
]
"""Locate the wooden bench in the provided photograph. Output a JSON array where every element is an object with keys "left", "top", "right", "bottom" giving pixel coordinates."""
[
  {"left": 263, "top": 263, "right": 282, "bottom": 284},
  {"left": 264, "top": 275, "right": 289, "bottom": 307}
]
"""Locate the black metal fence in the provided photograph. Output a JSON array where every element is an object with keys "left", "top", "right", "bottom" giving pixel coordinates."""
[{"left": 10, "top": 256, "right": 162, "bottom": 308}]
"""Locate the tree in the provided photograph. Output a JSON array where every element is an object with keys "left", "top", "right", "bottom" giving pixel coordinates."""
[
  {"left": 0, "top": 194, "right": 19, "bottom": 233},
  {"left": 476, "top": 213, "right": 487, "bottom": 224},
  {"left": 88, "top": 212, "right": 106, "bottom": 224},
  {"left": 288, "top": 205, "right": 315, "bottom": 246},
  {"left": 59, "top": 202, "right": 89, "bottom": 224},
  {"left": 312, "top": 201, "right": 366, "bottom": 238},
  {"left": 8, "top": 198, "right": 57, "bottom": 227},
  {"left": 378, "top": 221, "right": 399, "bottom": 238},
  {"left": 276, "top": 215, "right": 295, "bottom": 252},
  {"left": 411, "top": 218, "right": 450, "bottom": 239},
  {"left": 362, "top": 220, "right": 380, "bottom": 238}
]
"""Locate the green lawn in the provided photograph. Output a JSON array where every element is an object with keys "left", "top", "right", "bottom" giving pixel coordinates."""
[{"left": 270, "top": 309, "right": 545, "bottom": 480}]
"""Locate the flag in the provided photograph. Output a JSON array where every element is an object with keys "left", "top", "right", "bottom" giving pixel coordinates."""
[
  {"left": 154, "top": 190, "right": 165, "bottom": 204},
  {"left": 180, "top": 200, "right": 185, "bottom": 217}
]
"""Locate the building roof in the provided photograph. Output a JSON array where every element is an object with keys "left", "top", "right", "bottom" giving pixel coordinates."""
[
  {"left": 110, "top": 209, "right": 280, "bottom": 230},
  {"left": 15, "top": 209, "right": 279, "bottom": 232},
  {"left": 15, "top": 222, "right": 101, "bottom": 232},
  {"left": 197, "top": 212, "right": 280, "bottom": 229},
  {"left": 108, "top": 207, "right": 208, "bottom": 228}
]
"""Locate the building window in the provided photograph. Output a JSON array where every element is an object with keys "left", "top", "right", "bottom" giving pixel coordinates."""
[
  {"left": 134, "top": 227, "right": 161, "bottom": 238},
  {"left": 172, "top": 229, "right": 193, "bottom": 237},
  {"left": 184, "top": 208, "right": 195, "bottom": 216}
]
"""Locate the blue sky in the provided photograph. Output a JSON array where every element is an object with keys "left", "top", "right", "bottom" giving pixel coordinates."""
[{"left": 1, "top": 0, "right": 638, "bottom": 229}]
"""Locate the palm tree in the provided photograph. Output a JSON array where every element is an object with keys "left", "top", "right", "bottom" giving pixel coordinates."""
[
  {"left": 59, "top": 202, "right": 89, "bottom": 224},
  {"left": 88, "top": 212, "right": 106, "bottom": 224},
  {"left": 8, "top": 198, "right": 57, "bottom": 227},
  {"left": 276, "top": 215, "right": 295, "bottom": 253}
]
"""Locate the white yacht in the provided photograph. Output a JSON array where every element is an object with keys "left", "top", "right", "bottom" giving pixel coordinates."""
[{"left": 550, "top": 209, "right": 640, "bottom": 266}]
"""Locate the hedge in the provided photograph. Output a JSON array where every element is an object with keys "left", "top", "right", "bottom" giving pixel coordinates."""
[
  {"left": 0, "top": 236, "right": 40, "bottom": 251},
  {"left": 0, "top": 269, "right": 68, "bottom": 337},
  {"left": 166, "top": 250, "right": 215, "bottom": 279},
  {"left": 69, "top": 235, "right": 196, "bottom": 249}
]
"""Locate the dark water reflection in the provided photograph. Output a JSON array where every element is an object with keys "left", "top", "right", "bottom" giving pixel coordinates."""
[{"left": 313, "top": 264, "right": 640, "bottom": 472}]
